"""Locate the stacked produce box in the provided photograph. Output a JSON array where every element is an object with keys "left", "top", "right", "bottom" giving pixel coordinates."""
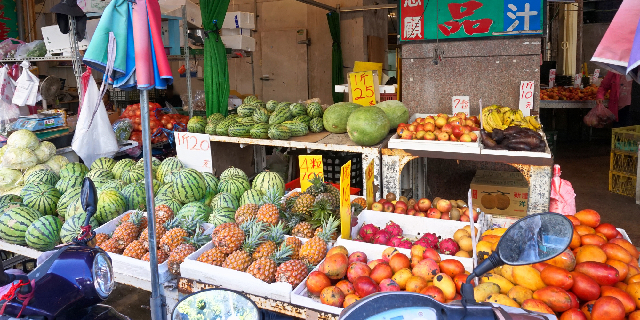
[{"left": 118, "top": 102, "right": 190, "bottom": 145}]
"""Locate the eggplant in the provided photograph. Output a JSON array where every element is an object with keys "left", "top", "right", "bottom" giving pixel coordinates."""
[
  {"left": 503, "top": 126, "right": 524, "bottom": 135},
  {"left": 506, "top": 142, "right": 532, "bottom": 151},
  {"left": 532, "top": 146, "right": 546, "bottom": 152},
  {"left": 491, "top": 129, "right": 505, "bottom": 143},
  {"left": 508, "top": 135, "right": 542, "bottom": 148}
]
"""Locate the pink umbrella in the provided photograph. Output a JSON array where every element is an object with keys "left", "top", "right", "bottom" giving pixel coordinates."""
[{"left": 591, "top": 0, "right": 640, "bottom": 76}]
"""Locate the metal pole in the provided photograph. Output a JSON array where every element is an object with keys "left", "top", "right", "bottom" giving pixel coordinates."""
[
  {"left": 69, "top": 17, "right": 84, "bottom": 105},
  {"left": 183, "top": 6, "right": 193, "bottom": 118},
  {"left": 16, "top": 0, "right": 25, "bottom": 40},
  {"left": 141, "top": 90, "right": 167, "bottom": 320}
]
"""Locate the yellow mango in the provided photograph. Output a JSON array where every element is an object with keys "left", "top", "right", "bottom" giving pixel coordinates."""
[
  {"left": 476, "top": 241, "right": 494, "bottom": 260},
  {"left": 480, "top": 273, "right": 514, "bottom": 294},
  {"left": 501, "top": 265, "right": 515, "bottom": 283},
  {"left": 433, "top": 273, "right": 456, "bottom": 300},
  {"left": 507, "top": 285, "right": 534, "bottom": 305},
  {"left": 485, "top": 293, "right": 520, "bottom": 308},
  {"left": 512, "top": 265, "right": 545, "bottom": 291},
  {"left": 474, "top": 282, "right": 501, "bottom": 302},
  {"left": 482, "top": 228, "right": 507, "bottom": 237}
]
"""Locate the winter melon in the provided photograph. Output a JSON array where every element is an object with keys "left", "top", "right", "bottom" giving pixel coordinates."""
[{"left": 323, "top": 102, "right": 361, "bottom": 133}]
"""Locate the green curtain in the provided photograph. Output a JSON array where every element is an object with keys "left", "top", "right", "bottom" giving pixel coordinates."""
[
  {"left": 327, "top": 11, "right": 344, "bottom": 103},
  {"left": 201, "top": 0, "right": 231, "bottom": 116}
]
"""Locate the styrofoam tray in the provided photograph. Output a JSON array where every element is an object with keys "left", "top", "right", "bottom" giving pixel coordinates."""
[
  {"left": 291, "top": 238, "right": 473, "bottom": 315},
  {"left": 0, "top": 240, "right": 43, "bottom": 259},
  {"left": 480, "top": 131, "right": 552, "bottom": 158},
  {"left": 180, "top": 227, "right": 308, "bottom": 302}
]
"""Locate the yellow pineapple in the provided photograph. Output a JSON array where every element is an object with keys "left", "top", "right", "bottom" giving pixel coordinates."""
[
  {"left": 99, "top": 238, "right": 122, "bottom": 254},
  {"left": 292, "top": 194, "right": 315, "bottom": 217},
  {"left": 121, "top": 210, "right": 148, "bottom": 231},
  {"left": 197, "top": 247, "right": 227, "bottom": 266},
  {"left": 299, "top": 216, "right": 339, "bottom": 265},
  {"left": 154, "top": 204, "right": 175, "bottom": 225},
  {"left": 211, "top": 222, "right": 245, "bottom": 254},
  {"left": 291, "top": 221, "right": 313, "bottom": 238},
  {"left": 167, "top": 230, "right": 208, "bottom": 275},
  {"left": 235, "top": 204, "right": 259, "bottom": 225},
  {"left": 142, "top": 249, "right": 169, "bottom": 264},
  {"left": 222, "top": 222, "right": 265, "bottom": 271},
  {"left": 276, "top": 259, "right": 311, "bottom": 287},
  {"left": 282, "top": 236, "right": 302, "bottom": 259},
  {"left": 253, "top": 222, "right": 285, "bottom": 260},
  {"left": 256, "top": 190, "right": 281, "bottom": 226},
  {"left": 123, "top": 240, "right": 147, "bottom": 259},
  {"left": 95, "top": 233, "right": 110, "bottom": 247},
  {"left": 160, "top": 218, "right": 189, "bottom": 253},
  {"left": 139, "top": 224, "right": 167, "bottom": 250},
  {"left": 246, "top": 245, "right": 292, "bottom": 283},
  {"left": 113, "top": 211, "right": 144, "bottom": 250}
]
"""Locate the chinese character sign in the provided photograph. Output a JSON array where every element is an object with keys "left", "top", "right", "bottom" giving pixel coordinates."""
[
  {"left": 340, "top": 161, "right": 351, "bottom": 239},
  {"left": 174, "top": 132, "right": 214, "bottom": 173},
  {"left": 518, "top": 81, "right": 534, "bottom": 116},
  {"left": 452, "top": 96, "right": 470, "bottom": 116},
  {"left": 348, "top": 71, "right": 376, "bottom": 106},
  {"left": 365, "top": 160, "right": 375, "bottom": 210},
  {"left": 299, "top": 155, "right": 323, "bottom": 192},
  {"left": 401, "top": 0, "right": 424, "bottom": 40},
  {"left": 503, "top": 0, "right": 540, "bottom": 33},
  {"left": 0, "top": 0, "right": 18, "bottom": 40}
]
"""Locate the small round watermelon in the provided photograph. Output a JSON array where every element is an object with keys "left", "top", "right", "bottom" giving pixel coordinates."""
[
  {"left": 217, "top": 177, "right": 250, "bottom": 199},
  {"left": 25, "top": 170, "right": 59, "bottom": 187},
  {"left": 156, "top": 157, "right": 184, "bottom": 184},
  {"left": 220, "top": 167, "right": 248, "bottom": 181},
  {"left": 86, "top": 169, "right": 115, "bottom": 181},
  {"left": 198, "top": 191, "right": 215, "bottom": 207},
  {"left": 121, "top": 167, "right": 145, "bottom": 184},
  {"left": 122, "top": 182, "right": 147, "bottom": 211},
  {"left": 0, "top": 206, "right": 42, "bottom": 245},
  {"left": 112, "top": 159, "right": 136, "bottom": 180},
  {"left": 202, "top": 172, "right": 219, "bottom": 195},
  {"left": 156, "top": 183, "right": 175, "bottom": 198},
  {"left": 98, "top": 180, "right": 128, "bottom": 193},
  {"left": 60, "top": 213, "right": 98, "bottom": 243},
  {"left": 240, "top": 189, "right": 264, "bottom": 206},
  {"left": 208, "top": 207, "right": 236, "bottom": 227},
  {"left": 56, "top": 176, "right": 84, "bottom": 194},
  {"left": 211, "top": 192, "right": 239, "bottom": 210},
  {"left": 95, "top": 190, "right": 126, "bottom": 224},
  {"left": 59, "top": 163, "right": 89, "bottom": 179},
  {"left": 0, "top": 194, "right": 21, "bottom": 206},
  {"left": 90, "top": 157, "right": 116, "bottom": 171},
  {"left": 252, "top": 171, "right": 285, "bottom": 197},
  {"left": 26, "top": 215, "right": 62, "bottom": 251},
  {"left": 155, "top": 194, "right": 182, "bottom": 214},
  {"left": 177, "top": 202, "right": 212, "bottom": 221},
  {"left": 172, "top": 169, "right": 206, "bottom": 204},
  {"left": 21, "top": 183, "right": 61, "bottom": 216},
  {"left": 57, "top": 187, "right": 81, "bottom": 216},
  {"left": 187, "top": 116, "right": 207, "bottom": 133}
]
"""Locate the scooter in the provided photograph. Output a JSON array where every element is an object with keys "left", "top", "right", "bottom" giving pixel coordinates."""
[
  {"left": 0, "top": 178, "right": 127, "bottom": 320},
  {"left": 170, "top": 212, "right": 573, "bottom": 320}
]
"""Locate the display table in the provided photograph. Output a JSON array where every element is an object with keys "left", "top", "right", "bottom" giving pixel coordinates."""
[{"left": 539, "top": 100, "right": 597, "bottom": 109}]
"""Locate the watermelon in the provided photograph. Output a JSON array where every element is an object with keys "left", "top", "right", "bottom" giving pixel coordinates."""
[
  {"left": 198, "top": 191, "right": 215, "bottom": 207},
  {"left": 250, "top": 124, "right": 270, "bottom": 139},
  {"left": 375, "top": 100, "right": 409, "bottom": 129},
  {"left": 252, "top": 171, "right": 286, "bottom": 197},
  {"left": 323, "top": 102, "right": 361, "bottom": 133},
  {"left": 24, "top": 165, "right": 55, "bottom": 182},
  {"left": 237, "top": 104, "right": 256, "bottom": 117},
  {"left": 0, "top": 194, "right": 21, "bottom": 206},
  {"left": 144, "top": 179, "right": 162, "bottom": 194},
  {"left": 268, "top": 125, "right": 291, "bottom": 140},
  {"left": 217, "top": 177, "right": 250, "bottom": 199},
  {"left": 21, "top": 183, "right": 61, "bottom": 216},
  {"left": 25, "top": 170, "right": 59, "bottom": 187},
  {"left": 25, "top": 215, "right": 62, "bottom": 251},
  {"left": 293, "top": 115, "right": 311, "bottom": 126},
  {"left": 207, "top": 113, "right": 225, "bottom": 124},
  {"left": 177, "top": 202, "right": 212, "bottom": 221},
  {"left": 202, "top": 172, "right": 219, "bottom": 195},
  {"left": 157, "top": 157, "right": 184, "bottom": 184},
  {"left": 205, "top": 122, "right": 218, "bottom": 135},
  {"left": 91, "top": 157, "right": 116, "bottom": 171},
  {"left": 0, "top": 202, "right": 26, "bottom": 214},
  {"left": 244, "top": 96, "right": 259, "bottom": 105},
  {"left": 95, "top": 190, "right": 127, "bottom": 224},
  {"left": 237, "top": 117, "right": 257, "bottom": 125},
  {"left": 309, "top": 117, "right": 324, "bottom": 133},
  {"left": 172, "top": 169, "right": 206, "bottom": 204},
  {"left": 155, "top": 194, "right": 183, "bottom": 214},
  {"left": 269, "top": 107, "right": 291, "bottom": 125},
  {"left": 307, "top": 102, "right": 323, "bottom": 118},
  {"left": 86, "top": 169, "right": 115, "bottom": 181},
  {"left": 65, "top": 198, "right": 83, "bottom": 220},
  {"left": 56, "top": 176, "right": 83, "bottom": 194},
  {"left": 121, "top": 167, "right": 145, "bottom": 184},
  {"left": 253, "top": 107, "right": 270, "bottom": 123},
  {"left": 60, "top": 213, "right": 98, "bottom": 243},
  {"left": 157, "top": 183, "right": 175, "bottom": 198},
  {"left": 136, "top": 157, "right": 161, "bottom": 170},
  {"left": 59, "top": 163, "right": 89, "bottom": 179},
  {"left": 187, "top": 116, "right": 207, "bottom": 133},
  {"left": 98, "top": 180, "right": 128, "bottom": 193},
  {"left": 121, "top": 183, "right": 147, "bottom": 211},
  {"left": 211, "top": 192, "right": 239, "bottom": 210},
  {"left": 240, "top": 189, "right": 264, "bottom": 206},
  {"left": 346, "top": 106, "right": 390, "bottom": 146},
  {"left": 290, "top": 103, "right": 307, "bottom": 117},
  {"left": 112, "top": 159, "right": 136, "bottom": 179},
  {"left": 57, "top": 187, "right": 81, "bottom": 216},
  {"left": 0, "top": 206, "right": 42, "bottom": 245},
  {"left": 208, "top": 207, "right": 236, "bottom": 227},
  {"left": 220, "top": 167, "right": 248, "bottom": 181},
  {"left": 281, "top": 121, "right": 309, "bottom": 137},
  {"left": 228, "top": 123, "right": 253, "bottom": 138},
  {"left": 91, "top": 179, "right": 111, "bottom": 190},
  {"left": 275, "top": 102, "right": 291, "bottom": 112},
  {"left": 216, "top": 117, "right": 238, "bottom": 136},
  {"left": 265, "top": 100, "right": 279, "bottom": 112}
]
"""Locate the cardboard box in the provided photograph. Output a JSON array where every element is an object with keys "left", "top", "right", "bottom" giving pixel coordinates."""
[
  {"left": 12, "top": 114, "right": 65, "bottom": 131},
  {"left": 222, "top": 12, "right": 256, "bottom": 30},
  {"left": 470, "top": 170, "right": 529, "bottom": 217},
  {"left": 221, "top": 35, "right": 255, "bottom": 52},
  {"left": 159, "top": 0, "right": 202, "bottom": 28},
  {"left": 221, "top": 28, "right": 252, "bottom": 36}
]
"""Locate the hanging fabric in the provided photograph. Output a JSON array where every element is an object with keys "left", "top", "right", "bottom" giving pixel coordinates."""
[
  {"left": 201, "top": 0, "right": 231, "bottom": 115},
  {"left": 327, "top": 11, "right": 344, "bottom": 103}
]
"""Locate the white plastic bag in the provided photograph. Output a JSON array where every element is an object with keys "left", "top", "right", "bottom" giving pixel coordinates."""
[{"left": 12, "top": 61, "right": 37, "bottom": 106}]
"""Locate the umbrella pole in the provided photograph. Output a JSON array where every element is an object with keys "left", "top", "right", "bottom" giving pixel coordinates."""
[{"left": 140, "top": 90, "right": 167, "bottom": 320}]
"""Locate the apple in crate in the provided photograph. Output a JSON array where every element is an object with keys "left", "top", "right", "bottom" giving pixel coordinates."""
[
  {"left": 426, "top": 208, "right": 441, "bottom": 219},
  {"left": 425, "top": 132, "right": 436, "bottom": 140},
  {"left": 418, "top": 198, "right": 432, "bottom": 211},
  {"left": 437, "top": 132, "right": 449, "bottom": 141},
  {"left": 371, "top": 203, "right": 383, "bottom": 212}
]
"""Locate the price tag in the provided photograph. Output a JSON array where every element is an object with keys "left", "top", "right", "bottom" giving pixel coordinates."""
[
  {"left": 365, "top": 159, "right": 374, "bottom": 210},
  {"left": 549, "top": 69, "right": 556, "bottom": 88},
  {"left": 44, "top": 119, "right": 54, "bottom": 127},
  {"left": 451, "top": 96, "right": 470, "bottom": 116},
  {"left": 518, "top": 81, "right": 535, "bottom": 117},
  {"left": 591, "top": 69, "right": 600, "bottom": 84},
  {"left": 573, "top": 74, "right": 581, "bottom": 88},
  {"left": 340, "top": 160, "right": 351, "bottom": 239},
  {"left": 174, "top": 132, "right": 213, "bottom": 173},
  {"left": 348, "top": 71, "right": 376, "bottom": 106},
  {"left": 299, "top": 155, "right": 323, "bottom": 192}
]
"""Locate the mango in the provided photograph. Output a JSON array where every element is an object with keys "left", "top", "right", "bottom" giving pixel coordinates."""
[
  {"left": 432, "top": 273, "right": 456, "bottom": 300},
  {"left": 574, "top": 209, "right": 600, "bottom": 228},
  {"left": 627, "top": 282, "right": 640, "bottom": 309},
  {"left": 500, "top": 264, "right": 515, "bottom": 283},
  {"left": 569, "top": 229, "right": 581, "bottom": 250},
  {"left": 591, "top": 296, "right": 625, "bottom": 320},
  {"left": 575, "top": 245, "right": 607, "bottom": 264},
  {"left": 439, "top": 259, "right": 464, "bottom": 278},
  {"left": 533, "top": 286, "right": 572, "bottom": 312},
  {"left": 507, "top": 285, "right": 533, "bottom": 305},
  {"left": 480, "top": 273, "right": 513, "bottom": 294},
  {"left": 559, "top": 309, "right": 588, "bottom": 320},
  {"left": 575, "top": 225, "right": 596, "bottom": 236},
  {"left": 485, "top": 293, "right": 520, "bottom": 308},
  {"left": 606, "top": 259, "right": 629, "bottom": 282},
  {"left": 482, "top": 228, "right": 507, "bottom": 237},
  {"left": 512, "top": 265, "right": 545, "bottom": 291},
  {"left": 546, "top": 249, "right": 577, "bottom": 271},
  {"left": 481, "top": 235, "right": 501, "bottom": 244},
  {"left": 521, "top": 299, "right": 555, "bottom": 314},
  {"left": 580, "top": 300, "right": 595, "bottom": 320},
  {"left": 627, "top": 265, "right": 640, "bottom": 282},
  {"left": 602, "top": 243, "right": 633, "bottom": 264},
  {"left": 630, "top": 310, "right": 640, "bottom": 320},
  {"left": 474, "top": 282, "right": 500, "bottom": 303},
  {"left": 610, "top": 238, "right": 640, "bottom": 259},
  {"left": 600, "top": 286, "right": 636, "bottom": 314},
  {"left": 581, "top": 234, "right": 606, "bottom": 246},
  {"left": 476, "top": 241, "right": 493, "bottom": 260},
  {"left": 540, "top": 265, "right": 574, "bottom": 290},
  {"left": 571, "top": 271, "right": 600, "bottom": 301},
  {"left": 574, "top": 262, "right": 619, "bottom": 286}
]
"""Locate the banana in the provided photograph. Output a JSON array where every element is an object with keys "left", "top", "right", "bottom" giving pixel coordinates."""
[
  {"left": 489, "top": 111, "right": 506, "bottom": 130},
  {"left": 503, "top": 110, "right": 514, "bottom": 126},
  {"left": 526, "top": 116, "right": 541, "bottom": 130},
  {"left": 482, "top": 110, "right": 494, "bottom": 132},
  {"left": 499, "top": 106, "right": 511, "bottom": 114},
  {"left": 514, "top": 110, "right": 524, "bottom": 122}
]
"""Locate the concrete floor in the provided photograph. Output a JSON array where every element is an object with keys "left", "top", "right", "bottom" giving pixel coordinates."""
[{"left": 105, "top": 283, "right": 152, "bottom": 319}]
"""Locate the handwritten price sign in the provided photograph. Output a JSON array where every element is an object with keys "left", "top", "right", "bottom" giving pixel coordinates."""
[
  {"left": 518, "top": 81, "right": 534, "bottom": 117},
  {"left": 451, "top": 96, "right": 470, "bottom": 116},
  {"left": 349, "top": 71, "right": 376, "bottom": 106},
  {"left": 174, "top": 132, "right": 213, "bottom": 173},
  {"left": 365, "top": 159, "right": 374, "bottom": 210},
  {"left": 340, "top": 160, "right": 351, "bottom": 239},
  {"left": 299, "top": 155, "right": 323, "bottom": 192}
]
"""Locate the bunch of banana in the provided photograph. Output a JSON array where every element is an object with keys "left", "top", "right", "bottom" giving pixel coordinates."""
[
  {"left": 481, "top": 105, "right": 542, "bottom": 132},
  {"left": 481, "top": 105, "right": 507, "bottom": 133}
]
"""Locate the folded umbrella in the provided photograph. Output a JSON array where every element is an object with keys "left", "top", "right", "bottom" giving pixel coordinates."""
[{"left": 627, "top": 18, "right": 640, "bottom": 82}]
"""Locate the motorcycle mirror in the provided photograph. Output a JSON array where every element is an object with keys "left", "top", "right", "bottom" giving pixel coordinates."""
[
  {"left": 80, "top": 178, "right": 98, "bottom": 227},
  {"left": 172, "top": 289, "right": 260, "bottom": 320}
]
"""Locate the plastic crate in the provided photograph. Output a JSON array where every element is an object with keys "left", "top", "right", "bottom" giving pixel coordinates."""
[
  {"left": 109, "top": 89, "right": 139, "bottom": 101},
  {"left": 610, "top": 150, "right": 638, "bottom": 176},
  {"left": 612, "top": 125, "right": 640, "bottom": 153},
  {"left": 380, "top": 93, "right": 397, "bottom": 101},
  {"left": 609, "top": 171, "right": 636, "bottom": 197},
  {"left": 318, "top": 151, "right": 362, "bottom": 189}
]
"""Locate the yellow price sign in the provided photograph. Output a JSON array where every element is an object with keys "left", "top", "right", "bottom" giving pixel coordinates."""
[
  {"left": 365, "top": 160, "right": 374, "bottom": 209},
  {"left": 340, "top": 161, "right": 352, "bottom": 239},
  {"left": 299, "top": 155, "right": 323, "bottom": 192},
  {"left": 349, "top": 71, "right": 376, "bottom": 106}
]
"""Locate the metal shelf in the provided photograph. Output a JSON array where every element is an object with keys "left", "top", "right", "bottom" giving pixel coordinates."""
[{"left": 0, "top": 56, "right": 77, "bottom": 63}]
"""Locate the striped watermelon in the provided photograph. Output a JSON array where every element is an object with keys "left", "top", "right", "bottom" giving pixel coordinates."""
[
  {"left": 220, "top": 167, "right": 248, "bottom": 181},
  {"left": 157, "top": 157, "right": 184, "bottom": 184},
  {"left": 95, "top": 190, "right": 127, "bottom": 224},
  {"left": 252, "top": 107, "right": 270, "bottom": 123},
  {"left": 112, "top": 159, "right": 136, "bottom": 179},
  {"left": 91, "top": 179, "right": 111, "bottom": 190},
  {"left": 98, "top": 180, "right": 128, "bottom": 193},
  {"left": 237, "top": 104, "right": 256, "bottom": 117},
  {"left": 155, "top": 194, "right": 182, "bottom": 214},
  {"left": 217, "top": 177, "right": 250, "bottom": 199},
  {"left": 268, "top": 125, "right": 291, "bottom": 140},
  {"left": 21, "top": 183, "right": 61, "bottom": 216},
  {"left": 24, "top": 165, "right": 56, "bottom": 182},
  {"left": 250, "top": 124, "right": 270, "bottom": 139},
  {"left": 25, "top": 170, "right": 59, "bottom": 186},
  {"left": 25, "top": 215, "right": 62, "bottom": 251},
  {"left": 136, "top": 157, "right": 162, "bottom": 169},
  {"left": 177, "top": 202, "right": 211, "bottom": 221},
  {"left": 0, "top": 194, "right": 21, "bottom": 206},
  {"left": 0, "top": 202, "right": 27, "bottom": 214},
  {"left": 157, "top": 183, "right": 175, "bottom": 198},
  {"left": 309, "top": 117, "right": 324, "bottom": 133},
  {"left": 57, "top": 187, "right": 81, "bottom": 216},
  {"left": 228, "top": 123, "right": 253, "bottom": 137},
  {"left": 121, "top": 167, "right": 145, "bottom": 184},
  {"left": 121, "top": 183, "right": 147, "bottom": 211},
  {"left": 198, "top": 191, "right": 215, "bottom": 207},
  {"left": 172, "top": 169, "right": 206, "bottom": 204},
  {"left": 252, "top": 171, "right": 285, "bottom": 197},
  {"left": 202, "top": 172, "right": 219, "bottom": 195},
  {"left": 65, "top": 198, "right": 83, "bottom": 220},
  {"left": 59, "top": 163, "right": 89, "bottom": 179},
  {"left": 208, "top": 113, "right": 225, "bottom": 124},
  {"left": 240, "top": 189, "right": 264, "bottom": 206},
  {"left": 0, "top": 206, "right": 42, "bottom": 245},
  {"left": 187, "top": 116, "right": 207, "bottom": 133},
  {"left": 208, "top": 207, "right": 236, "bottom": 227},
  {"left": 269, "top": 107, "right": 291, "bottom": 125},
  {"left": 290, "top": 103, "right": 307, "bottom": 117},
  {"left": 91, "top": 157, "right": 116, "bottom": 171},
  {"left": 211, "top": 192, "right": 239, "bottom": 210},
  {"left": 275, "top": 102, "right": 291, "bottom": 112},
  {"left": 307, "top": 102, "right": 323, "bottom": 118},
  {"left": 244, "top": 96, "right": 260, "bottom": 104},
  {"left": 60, "top": 213, "right": 98, "bottom": 243},
  {"left": 293, "top": 115, "right": 311, "bottom": 126},
  {"left": 216, "top": 118, "right": 238, "bottom": 136},
  {"left": 86, "top": 169, "right": 115, "bottom": 181},
  {"left": 281, "top": 121, "right": 309, "bottom": 137},
  {"left": 144, "top": 179, "right": 162, "bottom": 194}
]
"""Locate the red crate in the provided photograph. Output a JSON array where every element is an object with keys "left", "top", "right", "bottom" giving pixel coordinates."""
[{"left": 380, "top": 93, "right": 397, "bottom": 101}]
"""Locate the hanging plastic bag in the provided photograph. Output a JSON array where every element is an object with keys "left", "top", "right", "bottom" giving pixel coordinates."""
[
  {"left": 12, "top": 61, "right": 38, "bottom": 106},
  {"left": 549, "top": 165, "right": 576, "bottom": 216},
  {"left": 0, "top": 38, "right": 25, "bottom": 59},
  {"left": 0, "top": 66, "right": 21, "bottom": 126},
  {"left": 584, "top": 100, "right": 616, "bottom": 128},
  {"left": 13, "top": 40, "right": 46, "bottom": 60}
]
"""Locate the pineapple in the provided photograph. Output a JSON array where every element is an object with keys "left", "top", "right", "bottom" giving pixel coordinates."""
[
  {"left": 291, "top": 221, "right": 313, "bottom": 238},
  {"left": 253, "top": 222, "right": 286, "bottom": 260},
  {"left": 211, "top": 223, "right": 245, "bottom": 254},
  {"left": 160, "top": 218, "right": 189, "bottom": 253},
  {"left": 123, "top": 240, "right": 147, "bottom": 259},
  {"left": 309, "top": 198, "right": 334, "bottom": 229},
  {"left": 235, "top": 204, "right": 259, "bottom": 225},
  {"left": 285, "top": 191, "right": 300, "bottom": 200},
  {"left": 282, "top": 236, "right": 303, "bottom": 259},
  {"left": 154, "top": 204, "right": 175, "bottom": 225},
  {"left": 304, "top": 175, "right": 326, "bottom": 196},
  {"left": 222, "top": 222, "right": 266, "bottom": 271},
  {"left": 197, "top": 247, "right": 228, "bottom": 266},
  {"left": 113, "top": 211, "right": 144, "bottom": 249},
  {"left": 256, "top": 189, "right": 281, "bottom": 226},
  {"left": 142, "top": 249, "right": 169, "bottom": 264},
  {"left": 95, "top": 233, "right": 110, "bottom": 247},
  {"left": 99, "top": 238, "right": 123, "bottom": 254},
  {"left": 276, "top": 259, "right": 311, "bottom": 287},
  {"left": 139, "top": 224, "right": 167, "bottom": 250},
  {"left": 292, "top": 194, "right": 315, "bottom": 217},
  {"left": 246, "top": 245, "right": 293, "bottom": 283},
  {"left": 167, "top": 230, "right": 208, "bottom": 275},
  {"left": 352, "top": 197, "right": 367, "bottom": 208},
  {"left": 306, "top": 175, "right": 339, "bottom": 211},
  {"left": 299, "top": 216, "right": 339, "bottom": 265},
  {"left": 121, "top": 211, "right": 148, "bottom": 231}
]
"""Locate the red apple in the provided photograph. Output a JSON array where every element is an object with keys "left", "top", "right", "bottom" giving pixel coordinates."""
[
  {"left": 469, "top": 116, "right": 479, "bottom": 124},
  {"left": 459, "top": 134, "right": 472, "bottom": 142},
  {"left": 464, "top": 119, "right": 475, "bottom": 127},
  {"left": 437, "top": 132, "right": 449, "bottom": 141},
  {"left": 441, "top": 124, "right": 453, "bottom": 134},
  {"left": 401, "top": 130, "right": 413, "bottom": 140},
  {"left": 468, "top": 132, "right": 478, "bottom": 142},
  {"left": 451, "top": 125, "right": 463, "bottom": 138},
  {"left": 383, "top": 202, "right": 395, "bottom": 212},
  {"left": 435, "top": 117, "right": 447, "bottom": 128},
  {"left": 394, "top": 207, "right": 407, "bottom": 215},
  {"left": 407, "top": 208, "right": 417, "bottom": 216},
  {"left": 424, "top": 132, "right": 436, "bottom": 140},
  {"left": 461, "top": 126, "right": 471, "bottom": 134},
  {"left": 418, "top": 198, "right": 432, "bottom": 211},
  {"left": 416, "top": 124, "right": 425, "bottom": 132},
  {"left": 396, "top": 127, "right": 405, "bottom": 136},
  {"left": 436, "top": 199, "right": 452, "bottom": 213},
  {"left": 371, "top": 203, "right": 383, "bottom": 211},
  {"left": 395, "top": 201, "right": 408, "bottom": 210},
  {"left": 426, "top": 208, "right": 441, "bottom": 219},
  {"left": 415, "top": 131, "right": 426, "bottom": 140},
  {"left": 456, "top": 112, "right": 467, "bottom": 120},
  {"left": 378, "top": 199, "right": 388, "bottom": 204}
]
